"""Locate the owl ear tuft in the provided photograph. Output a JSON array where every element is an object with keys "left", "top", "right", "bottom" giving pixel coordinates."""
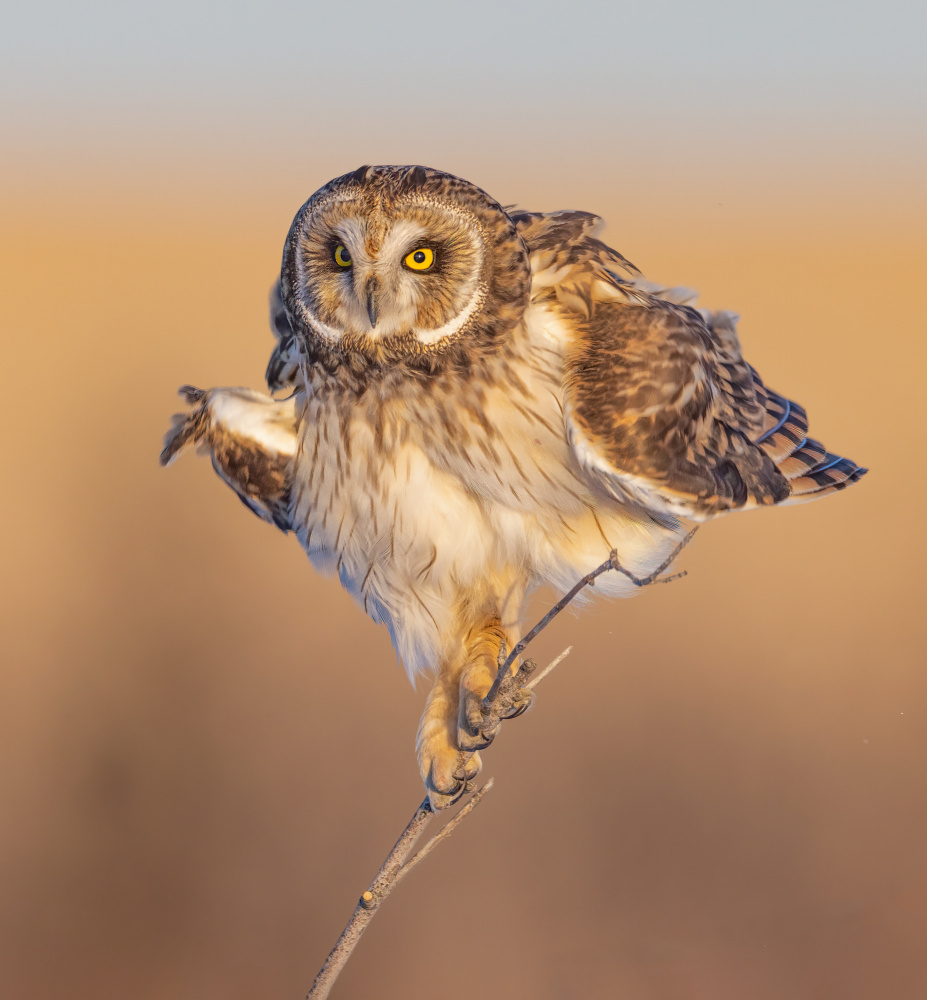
[
  {"left": 348, "top": 164, "right": 372, "bottom": 185},
  {"left": 398, "top": 165, "right": 428, "bottom": 194}
]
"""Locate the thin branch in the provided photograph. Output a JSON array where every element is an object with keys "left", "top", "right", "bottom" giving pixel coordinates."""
[
  {"left": 306, "top": 784, "right": 494, "bottom": 1000},
  {"left": 306, "top": 798, "right": 433, "bottom": 999},
  {"left": 484, "top": 527, "right": 698, "bottom": 709},
  {"left": 304, "top": 643, "right": 573, "bottom": 999},
  {"left": 395, "top": 779, "right": 494, "bottom": 883}
]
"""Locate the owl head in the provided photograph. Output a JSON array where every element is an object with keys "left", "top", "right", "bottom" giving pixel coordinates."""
[{"left": 280, "top": 166, "right": 531, "bottom": 368}]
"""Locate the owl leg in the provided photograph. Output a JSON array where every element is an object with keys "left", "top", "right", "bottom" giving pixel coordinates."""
[
  {"left": 417, "top": 618, "right": 533, "bottom": 811},
  {"left": 417, "top": 668, "right": 483, "bottom": 811}
]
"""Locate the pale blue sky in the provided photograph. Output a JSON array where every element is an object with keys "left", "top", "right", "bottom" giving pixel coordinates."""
[{"left": 4, "top": 0, "right": 924, "bottom": 177}]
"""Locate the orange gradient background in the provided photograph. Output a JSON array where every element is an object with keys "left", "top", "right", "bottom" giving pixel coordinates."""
[{"left": 2, "top": 3, "right": 926, "bottom": 997}]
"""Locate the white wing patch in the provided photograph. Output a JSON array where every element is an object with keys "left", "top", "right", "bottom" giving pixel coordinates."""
[{"left": 208, "top": 390, "right": 299, "bottom": 457}]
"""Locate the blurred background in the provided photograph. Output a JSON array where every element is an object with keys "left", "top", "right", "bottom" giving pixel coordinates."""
[{"left": 2, "top": 1, "right": 925, "bottom": 997}]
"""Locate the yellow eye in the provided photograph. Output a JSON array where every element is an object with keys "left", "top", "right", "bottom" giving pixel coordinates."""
[
  {"left": 404, "top": 247, "right": 434, "bottom": 271},
  {"left": 334, "top": 245, "right": 352, "bottom": 268}
]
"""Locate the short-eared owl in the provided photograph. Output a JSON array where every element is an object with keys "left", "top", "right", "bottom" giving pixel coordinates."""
[{"left": 161, "top": 165, "right": 866, "bottom": 809}]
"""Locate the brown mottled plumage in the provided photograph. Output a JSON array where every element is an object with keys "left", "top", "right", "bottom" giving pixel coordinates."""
[{"left": 162, "top": 165, "right": 866, "bottom": 808}]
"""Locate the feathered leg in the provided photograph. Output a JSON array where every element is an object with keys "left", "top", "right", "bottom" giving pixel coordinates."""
[{"left": 417, "top": 616, "right": 531, "bottom": 810}]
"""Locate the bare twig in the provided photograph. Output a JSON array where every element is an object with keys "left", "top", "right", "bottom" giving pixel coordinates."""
[
  {"left": 306, "top": 783, "right": 494, "bottom": 1000},
  {"left": 304, "top": 644, "right": 572, "bottom": 999},
  {"left": 306, "top": 531, "right": 696, "bottom": 997},
  {"left": 484, "top": 527, "right": 698, "bottom": 709},
  {"left": 396, "top": 779, "right": 494, "bottom": 882},
  {"left": 306, "top": 797, "right": 433, "bottom": 999},
  {"left": 525, "top": 645, "right": 573, "bottom": 691}
]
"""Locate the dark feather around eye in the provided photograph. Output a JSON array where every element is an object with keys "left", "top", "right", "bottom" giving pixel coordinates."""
[{"left": 328, "top": 240, "right": 353, "bottom": 268}]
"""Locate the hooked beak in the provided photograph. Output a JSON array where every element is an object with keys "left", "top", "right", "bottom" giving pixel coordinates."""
[{"left": 363, "top": 275, "right": 380, "bottom": 328}]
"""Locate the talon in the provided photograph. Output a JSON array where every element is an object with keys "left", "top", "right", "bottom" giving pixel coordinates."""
[
  {"left": 453, "top": 751, "right": 481, "bottom": 782},
  {"left": 503, "top": 689, "right": 534, "bottom": 719},
  {"left": 427, "top": 778, "right": 467, "bottom": 811},
  {"left": 459, "top": 690, "right": 494, "bottom": 750},
  {"left": 478, "top": 717, "right": 501, "bottom": 743},
  {"left": 458, "top": 727, "right": 493, "bottom": 751},
  {"left": 421, "top": 733, "right": 482, "bottom": 810},
  {"left": 458, "top": 732, "right": 490, "bottom": 752}
]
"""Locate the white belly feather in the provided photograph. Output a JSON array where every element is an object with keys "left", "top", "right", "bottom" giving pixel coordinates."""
[{"left": 291, "top": 304, "right": 683, "bottom": 677}]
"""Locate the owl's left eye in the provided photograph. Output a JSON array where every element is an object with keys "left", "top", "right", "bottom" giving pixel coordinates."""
[
  {"left": 404, "top": 247, "right": 435, "bottom": 271},
  {"left": 334, "top": 245, "right": 352, "bottom": 268}
]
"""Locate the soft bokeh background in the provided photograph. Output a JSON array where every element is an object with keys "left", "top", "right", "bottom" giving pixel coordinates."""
[{"left": 2, "top": 2, "right": 925, "bottom": 997}]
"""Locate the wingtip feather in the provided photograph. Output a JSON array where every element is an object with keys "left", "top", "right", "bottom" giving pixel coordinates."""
[{"left": 160, "top": 386, "right": 207, "bottom": 466}]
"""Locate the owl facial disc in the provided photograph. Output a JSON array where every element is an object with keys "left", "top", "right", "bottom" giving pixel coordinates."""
[{"left": 280, "top": 165, "right": 531, "bottom": 360}]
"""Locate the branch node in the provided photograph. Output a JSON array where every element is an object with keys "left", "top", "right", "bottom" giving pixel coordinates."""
[
  {"left": 359, "top": 891, "right": 377, "bottom": 910},
  {"left": 496, "top": 637, "right": 507, "bottom": 672}
]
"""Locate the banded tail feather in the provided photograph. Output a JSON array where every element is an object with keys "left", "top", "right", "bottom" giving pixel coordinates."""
[
  {"left": 781, "top": 452, "right": 868, "bottom": 502},
  {"left": 757, "top": 389, "right": 867, "bottom": 505}
]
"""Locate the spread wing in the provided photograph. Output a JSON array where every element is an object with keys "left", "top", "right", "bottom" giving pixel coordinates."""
[
  {"left": 160, "top": 385, "right": 299, "bottom": 531},
  {"left": 563, "top": 300, "right": 866, "bottom": 520},
  {"left": 514, "top": 211, "right": 867, "bottom": 519}
]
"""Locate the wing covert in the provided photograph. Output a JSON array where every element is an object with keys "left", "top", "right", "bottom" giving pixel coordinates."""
[{"left": 564, "top": 300, "right": 792, "bottom": 519}]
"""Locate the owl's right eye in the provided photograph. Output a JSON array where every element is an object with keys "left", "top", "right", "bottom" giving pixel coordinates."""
[{"left": 334, "top": 245, "right": 352, "bottom": 268}]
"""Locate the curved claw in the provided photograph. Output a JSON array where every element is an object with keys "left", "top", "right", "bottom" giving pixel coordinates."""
[
  {"left": 458, "top": 689, "right": 499, "bottom": 750},
  {"left": 503, "top": 689, "right": 534, "bottom": 719},
  {"left": 427, "top": 773, "right": 476, "bottom": 811},
  {"left": 452, "top": 752, "right": 481, "bottom": 782},
  {"left": 422, "top": 741, "right": 482, "bottom": 811}
]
